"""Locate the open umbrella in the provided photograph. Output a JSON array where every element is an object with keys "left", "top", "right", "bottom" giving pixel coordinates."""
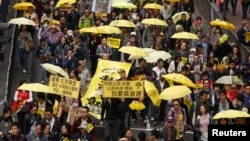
[
  {"left": 41, "top": 63, "right": 69, "bottom": 79},
  {"left": 159, "top": 86, "right": 191, "bottom": 100},
  {"left": 143, "top": 3, "right": 163, "bottom": 10},
  {"left": 144, "top": 80, "right": 161, "bottom": 107},
  {"left": 80, "top": 27, "right": 104, "bottom": 34},
  {"left": 109, "top": 20, "right": 136, "bottom": 28},
  {"left": 112, "top": 2, "right": 137, "bottom": 9},
  {"left": 18, "top": 83, "right": 57, "bottom": 94},
  {"left": 215, "top": 75, "right": 244, "bottom": 85},
  {"left": 141, "top": 18, "right": 168, "bottom": 26},
  {"left": 210, "top": 19, "right": 235, "bottom": 30},
  {"left": 129, "top": 101, "right": 145, "bottom": 111},
  {"left": 167, "top": 0, "right": 180, "bottom": 2},
  {"left": 128, "top": 48, "right": 155, "bottom": 60},
  {"left": 50, "top": 19, "right": 60, "bottom": 25},
  {"left": 213, "top": 110, "right": 250, "bottom": 119},
  {"left": 8, "top": 17, "right": 36, "bottom": 26},
  {"left": 97, "top": 26, "right": 121, "bottom": 34},
  {"left": 119, "top": 46, "right": 149, "bottom": 57},
  {"left": 163, "top": 73, "right": 196, "bottom": 88},
  {"left": 56, "top": 0, "right": 76, "bottom": 7},
  {"left": 144, "top": 50, "right": 172, "bottom": 63},
  {"left": 13, "top": 2, "right": 36, "bottom": 11},
  {"left": 171, "top": 32, "right": 199, "bottom": 39},
  {"left": 172, "top": 11, "right": 190, "bottom": 23}
]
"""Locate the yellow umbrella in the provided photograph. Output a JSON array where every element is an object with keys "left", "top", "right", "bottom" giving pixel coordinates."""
[
  {"left": 80, "top": 27, "right": 102, "bottom": 34},
  {"left": 171, "top": 32, "right": 199, "bottom": 39},
  {"left": 56, "top": 0, "right": 76, "bottom": 7},
  {"left": 144, "top": 80, "right": 161, "bottom": 107},
  {"left": 143, "top": 50, "right": 172, "bottom": 63},
  {"left": 143, "top": 3, "right": 163, "bottom": 10},
  {"left": 210, "top": 19, "right": 235, "bottom": 30},
  {"left": 112, "top": 0, "right": 130, "bottom": 3},
  {"left": 112, "top": 2, "right": 137, "bottom": 9},
  {"left": 8, "top": 17, "right": 36, "bottom": 26},
  {"left": 13, "top": 2, "right": 36, "bottom": 11},
  {"left": 141, "top": 18, "right": 168, "bottom": 26},
  {"left": 163, "top": 73, "right": 196, "bottom": 88},
  {"left": 128, "top": 48, "right": 155, "bottom": 60},
  {"left": 129, "top": 101, "right": 145, "bottom": 111},
  {"left": 97, "top": 26, "right": 122, "bottom": 34},
  {"left": 41, "top": 63, "right": 69, "bottom": 79},
  {"left": 159, "top": 86, "right": 191, "bottom": 100},
  {"left": 215, "top": 75, "right": 244, "bottom": 85},
  {"left": 172, "top": 11, "right": 190, "bottom": 23},
  {"left": 213, "top": 110, "right": 250, "bottom": 119},
  {"left": 109, "top": 20, "right": 136, "bottom": 28},
  {"left": 50, "top": 19, "right": 60, "bottom": 26},
  {"left": 18, "top": 83, "right": 57, "bottom": 93},
  {"left": 167, "top": 0, "right": 180, "bottom": 2},
  {"left": 119, "top": 46, "right": 149, "bottom": 57}
]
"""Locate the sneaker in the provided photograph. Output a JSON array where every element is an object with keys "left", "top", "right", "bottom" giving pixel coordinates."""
[
  {"left": 150, "top": 117, "right": 155, "bottom": 121},
  {"left": 22, "top": 69, "right": 27, "bottom": 73},
  {"left": 132, "top": 119, "right": 136, "bottom": 122}
]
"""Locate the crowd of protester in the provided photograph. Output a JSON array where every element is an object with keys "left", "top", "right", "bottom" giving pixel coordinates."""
[{"left": 1, "top": 0, "right": 250, "bottom": 141}]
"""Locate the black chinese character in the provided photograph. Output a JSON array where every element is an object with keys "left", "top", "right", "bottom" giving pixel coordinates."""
[
  {"left": 136, "top": 91, "right": 142, "bottom": 97},
  {"left": 124, "top": 91, "right": 129, "bottom": 97},
  {"left": 118, "top": 91, "right": 123, "bottom": 97},
  {"left": 136, "top": 82, "right": 142, "bottom": 89},
  {"left": 130, "top": 91, "right": 135, "bottom": 97}
]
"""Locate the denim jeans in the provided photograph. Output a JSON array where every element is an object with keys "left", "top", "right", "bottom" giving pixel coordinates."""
[
  {"left": 40, "top": 63, "right": 46, "bottom": 82},
  {"left": 242, "top": 2, "right": 248, "bottom": 18},
  {"left": 222, "top": 0, "right": 229, "bottom": 19},
  {"left": 230, "top": 0, "right": 237, "bottom": 14},
  {"left": 104, "top": 119, "right": 120, "bottom": 141},
  {"left": 119, "top": 111, "right": 130, "bottom": 131},
  {"left": 19, "top": 48, "right": 29, "bottom": 70}
]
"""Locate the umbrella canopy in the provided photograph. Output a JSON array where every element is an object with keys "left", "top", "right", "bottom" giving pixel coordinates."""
[
  {"left": 144, "top": 50, "right": 172, "bottom": 63},
  {"left": 13, "top": 2, "right": 36, "bottom": 11},
  {"left": 167, "top": 0, "right": 180, "bottom": 2},
  {"left": 129, "top": 101, "right": 145, "bottom": 111},
  {"left": 112, "top": 0, "right": 130, "bottom": 3},
  {"left": 171, "top": 32, "right": 199, "bottom": 39},
  {"left": 172, "top": 11, "right": 190, "bottom": 23},
  {"left": 215, "top": 75, "right": 244, "bottom": 85},
  {"left": 213, "top": 110, "right": 250, "bottom": 119},
  {"left": 18, "top": 83, "right": 57, "bottom": 94},
  {"left": 8, "top": 17, "right": 36, "bottom": 26},
  {"left": 210, "top": 19, "right": 235, "bottom": 30},
  {"left": 80, "top": 27, "right": 104, "bottom": 34},
  {"left": 143, "top": 3, "right": 163, "bottom": 10},
  {"left": 56, "top": 0, "right": 76, "bottom": 7},
  {"left": 141, "top": 18, "right": 168, "bottom": 26},
  {"left": 144, "top": 80, "right": 161, "bottom": 107},
  {"left": 109, "top": 20, "right": 136, "bottom": 28},
  {"left": 128, "top": 48, "right": 155, "bottom": 60},
  {"left": 50, "top": 19, "right": 60, "bottom": 25},
  {"left": 119, "top": 46, "right": 149, "bottom": 57},
  {"left": 159, "top": 86, "right": 191, "bottom": 100},
  {"left": 97, "top": 26, "right": 122, "bottom": 34},
  {"left": 163, "top": 73, "right": 196, "bottom": 88},
  {"left": 112, "top": 2, "right": 137, "bottom": 9},
  {"left": 41, "top": 63, "right": 69, "bottom": 79}
]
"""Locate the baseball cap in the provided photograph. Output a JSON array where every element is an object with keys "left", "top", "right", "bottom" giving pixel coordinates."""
[{"left": 67, "top": 30, "right": 74, "bottom": 36}]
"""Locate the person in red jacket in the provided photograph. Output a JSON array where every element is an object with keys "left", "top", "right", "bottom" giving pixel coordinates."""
[{"left": 72, "top": 106, "right": 96, "bottom": 141}]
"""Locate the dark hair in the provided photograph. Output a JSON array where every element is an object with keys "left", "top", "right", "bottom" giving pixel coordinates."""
[
  {"left": 199, "top": 90, "right": 208, "bottom": 97},
  {"left": 196, "top": 16, "right": 202, "bottom": 21},
  {"left": 206, "top": 62, "right": 213, "bottom": 68},
  {"left": 150, "top": 129, "right": 160, "bottom": 139},
  {"left": 138, "top": 131, "right": 147, "bottom": 141},
  {"left": 172, "top": 99, "right": 180, "bottom": 105},
  {"left": 157, "top": 58, "right": 164, "bottom": 64},
  {"left": 11, "top": 121, "right": 20, "bottom": 129},
  {"left": 219, "top": 89, "right": 227, "bottom": 95},
  {"left": 245, "top": 83, "right": 250, "bottom": 88},
  {"left": 82, "top": 106, "right": 90, "bottom": 112},
  {"left": 61, "top": 122, "right": 71, "bottom": 133},
  {"left": 138, "top": 58, "right": 146, "bottom": 63},
  {"left": 181, "top": 66, "right": 188, "bottom": 72},
  {"left": 3, "top": 106, "right": 12, "bottom": 116},
  {"left": 45, "top": 107, "right": 53, "bottom": 113},
  {"left": 37, "top": 92, "right": 46, "bottom": 100},
  {"left": 36, "top": 122, "right": 45, "bottom": 131},
  {"left": 120, "top": 128, "right": 132, "bottom": 138},
  {"left": 29, "top": 102, "right": 38, "bottom": 110},
  {"left": 19, "top": 79, "right": 27, "bottom": 86}
]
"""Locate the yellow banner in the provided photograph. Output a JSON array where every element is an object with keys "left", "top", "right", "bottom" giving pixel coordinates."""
[
  {"left": 107, "top": 37, "right": 121, "bottom": 49},
  {"left": 49, "top": 75, "right": 80, "bottom": 99},
  {"left": 82, "top": 60, "right": 132, "bottom": 104},
  {"left": 102, "top": 81, "right": 144, "bottom": 98},
  {"left": 246, "top": 32, "right": 250, "bottom": 41}
]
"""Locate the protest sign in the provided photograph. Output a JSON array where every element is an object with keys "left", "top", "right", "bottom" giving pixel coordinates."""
[
  {"left": 107, "top": 37, "right": 121, "bottom": 49},
  {"left": 102, "top": 80, "right": 144, "bottom": 98},
  {"left": 49, "top": 75, "right": 80, "bottom": 99}
]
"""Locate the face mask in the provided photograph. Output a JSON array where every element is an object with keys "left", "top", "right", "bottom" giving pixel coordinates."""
[
  {"left": 43, "top": 24, "right": 48, "bottom": 28},
  {"left": 72, "top": 102, "right": 79, "bottom": 107}
]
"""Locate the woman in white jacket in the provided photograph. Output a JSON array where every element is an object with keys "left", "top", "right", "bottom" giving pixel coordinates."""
[{"left": 168, "top": 55, "right": 184, "bottom": 73}]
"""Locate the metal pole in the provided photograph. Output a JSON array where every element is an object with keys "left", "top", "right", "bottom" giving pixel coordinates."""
[{"left": 210, "top": 0, "right": 214, "bottom": 21}]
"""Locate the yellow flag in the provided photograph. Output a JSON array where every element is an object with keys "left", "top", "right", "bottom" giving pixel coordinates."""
[
  {"left": 87, "top": 123, "right": 94, "bottom": 133},
  {"left": 82, "top": 60, "right": 132, "bottom": 104},
  {"left": 144, "top": 80, "right": 161, "bottom": 107}
]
